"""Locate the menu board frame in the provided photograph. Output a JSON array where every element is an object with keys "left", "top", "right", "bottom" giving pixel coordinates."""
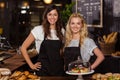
[{"left": 72, "top": 0, "right": 103, "bottom": 27}]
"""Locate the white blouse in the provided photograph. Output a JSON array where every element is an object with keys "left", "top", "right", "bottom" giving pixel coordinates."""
[
  {"left": 31, "top": 25, "right": 65, "bottom": 53},
  {"left": 68, "top": 38, "right": 97, "bottom": 62}
]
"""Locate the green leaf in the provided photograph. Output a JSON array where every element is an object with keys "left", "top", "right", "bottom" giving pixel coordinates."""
[{"left": 60, "top": 2, "right": 75, "bottom": 26}]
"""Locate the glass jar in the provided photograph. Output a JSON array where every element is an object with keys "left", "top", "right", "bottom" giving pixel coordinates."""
[{"left": 68, "top": 56, "right": 91, "bottom": 73}]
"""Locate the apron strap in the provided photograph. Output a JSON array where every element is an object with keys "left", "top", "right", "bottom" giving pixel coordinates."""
[{"left": 78, "top": 43, "right": 82, "bottom": 60}]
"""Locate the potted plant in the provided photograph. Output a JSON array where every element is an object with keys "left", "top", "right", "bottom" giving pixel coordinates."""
[{"left": 61, "top": 2, "right": 75, "bottom": 27}]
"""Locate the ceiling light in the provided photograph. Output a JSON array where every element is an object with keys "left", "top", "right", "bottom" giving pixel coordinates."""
[
  {"left": 0, "top": 2, "right": 5, "bottom": 8},
  {"left": 43, "top": 0, "right": 52, "bottom": 4},
  {"left": 21, "top": 10, "right": 27, "bottom": 14}
]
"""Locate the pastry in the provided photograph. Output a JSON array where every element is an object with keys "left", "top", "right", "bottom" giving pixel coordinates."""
[
  {"left": 17, "top": 75, "right": 27, "bottom": 80},
  {"left": 9, "top": 71, "right": 22, "bottom": 79},
  {"left": 23, "top": 71, "right": 29, "bottom": 76},
  {"left": 28, "top": 74, "right": 38, "bottom": 79}
]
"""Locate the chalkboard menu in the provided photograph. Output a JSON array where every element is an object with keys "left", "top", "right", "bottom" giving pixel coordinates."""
[
  {"left": 113, "top": 0, "right": 120, "bottom": 17},
  {"left": 72, "top": 0, "right": 103, "bottom": 27}
]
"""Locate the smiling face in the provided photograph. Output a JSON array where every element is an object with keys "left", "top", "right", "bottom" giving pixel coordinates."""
[
  {"left": 47, "top": 9, "right": 58, "bottom": 25},
  {"left": 69, "top": 17, "right": 82, "bottom": 34},
  {"left": 65, "top": 13, "right": 88, "bottom": 47}
]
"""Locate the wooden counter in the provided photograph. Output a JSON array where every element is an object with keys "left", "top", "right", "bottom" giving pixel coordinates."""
[
  {"left": 38, "top": 76, "right": 92, "bottom": 80},
  {"left": 0, "top": 50, "right": 120, "bottom": 75},
  {"left": 0, "top": 51, "right": 36, "bottom": 72}
]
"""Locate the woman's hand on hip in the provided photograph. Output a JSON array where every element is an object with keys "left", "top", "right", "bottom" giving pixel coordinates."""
[{"left": 30, "top": 62, "right": 41, "bottom": 71}]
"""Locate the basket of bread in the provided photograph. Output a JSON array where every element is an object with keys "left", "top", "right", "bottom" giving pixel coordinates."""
[
  {"left": 111, "top": 51, "right": 120, "bottom": 58},
  {"left": 92, "top": 72, "right": 120, "bottom": 80},
  {"left": 0, "top": 70, "right": 40, "bottom": 80},
  {"left": 9, "top": 71, "right": 39, "bottom": 80},
  {"left": 98, "top": 32, "right": 118, "bottom": 55}
]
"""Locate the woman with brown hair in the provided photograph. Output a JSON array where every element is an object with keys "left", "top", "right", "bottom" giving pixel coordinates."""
[{"left": 20, "top": 4, "right": 65, "bottom": 76}]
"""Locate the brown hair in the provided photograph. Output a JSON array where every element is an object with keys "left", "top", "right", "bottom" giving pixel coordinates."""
[{"left": 42, "top": 4, "right": 64, "bottom": 41}]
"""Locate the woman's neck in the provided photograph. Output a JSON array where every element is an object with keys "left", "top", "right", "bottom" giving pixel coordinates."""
[
  {"left": 72, "top": 33, "right": 80, "bottom": 40},
  {"left": 50, "top": 24, "right": 56, "bottom": 30}
]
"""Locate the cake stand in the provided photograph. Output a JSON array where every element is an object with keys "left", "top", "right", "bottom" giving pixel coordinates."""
[{"left": 66, "top": 70, "right": 94, "bottom": 80}]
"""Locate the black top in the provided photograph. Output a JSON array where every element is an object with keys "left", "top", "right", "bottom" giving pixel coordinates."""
[{"left": 36, "top": 39, "right": 64, "bottom": 76}]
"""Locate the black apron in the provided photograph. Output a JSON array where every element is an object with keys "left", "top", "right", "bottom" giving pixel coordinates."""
[
  {"left": 64, "top": 46, "right": 81, "bottom": 71},
  {"left": 36, "top": 39, "right": 64, "bottom": 76}
]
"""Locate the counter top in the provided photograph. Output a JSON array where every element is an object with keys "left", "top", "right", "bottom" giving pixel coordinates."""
[
  {"left": 38, "top": 76, "right": 92, "bottom": 80},
  {"left": 0, "top": 50, "right": 36, "bottom": 72},
  {"left": 0, "top": 50, "right": 120, "bottom": 74}
]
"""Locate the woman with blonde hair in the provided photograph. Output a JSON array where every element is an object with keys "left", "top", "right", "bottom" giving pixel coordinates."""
[{"left": 64, "top": 13, "right": 104, "bottom": 71}]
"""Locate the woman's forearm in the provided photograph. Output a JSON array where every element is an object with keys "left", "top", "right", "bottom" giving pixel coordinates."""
[{"left": 20, "top": 47, "right": 34, "bottom": 69}]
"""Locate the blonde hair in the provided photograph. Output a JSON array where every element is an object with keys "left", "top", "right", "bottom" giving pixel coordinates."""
[{"left": 64, "top": 13, "right": 88, "bottom": 47}]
